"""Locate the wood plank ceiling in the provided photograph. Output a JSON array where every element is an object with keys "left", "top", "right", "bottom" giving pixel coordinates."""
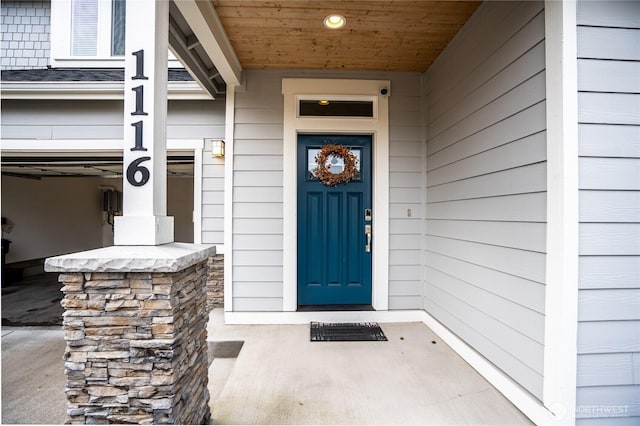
[{"left": 211, "top": 0, "right": 482, "bottom": 72}]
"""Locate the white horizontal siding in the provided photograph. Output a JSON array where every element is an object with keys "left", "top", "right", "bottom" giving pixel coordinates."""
[
  {"left": 192, "top": 100, "right": 226, "bottom": 245},
  {"left": 427, "top": 0, "right": 545, "bottom": 104},
  {"left": 1, "top": 100, "right": 123, "bottom": 139},
  {"left": 427, "top": 71, "right": 546, "bottom": 156},
  {"left": 577, "top": 27, "right": 640, "bottom": 61},
  {"left": 580, "top": 191, "right": 640, "bottom": 223},
  {"left": 426, "top": 101, "right": 546, "bottom": 172},
  {"left": 423, "top": 291, "right": 543, "bottom": 399},
  {"left": 427, "top": 192, "right": 546, "bottom": 222},
  {"left": 427, "top": 132, "right": 546, "bottom": 187},
  {"left": 426, "top": 236, "right": 546, "bottom": 283},
  {"left": 578, "top": 124, "right": 640, "bottom": 158},
  {"left": 426, "top": 251, "right": 545, "bottom": 314},
  {"left": 577, "top": 353, "right": 640, "bottom": 387},
  {"left": 424, "top": 0, "right": 546, "bottom": 399},
  {"left": 577, "top": 386, "right": 640, "bottom": 419},
  {"left": 579, "top": 224, "right": 640, "bottom": 256},
  {"left": 428, "top": 162, "right": 547, "bottom": 203},
  {"left": 573, "top": 417, "right": 640, "bottom": 426},
  {"left": 232, "top": 266, "right": 283, "bottom": 283},
  {"left": 577, "top": 1, "right": 640, "bottom": 28},
  {"left": 579, "top": 256, "right": 640, "bottom": 290},
  {"left": 387, "top": 80, "right": 424, "bottom": 312},
  {"left": 578, "top": 93, "right": 640, "bottom": 125},
  {"left": 576, "top": 2, "right": 640, "bottom": 424},
  {"left": 427, "top": 37, "right": 546, "bottom": 138},
  {"left": 578, "top": 290, "right": 640, "bottom": 322},
  {"left": 0, "top": 99, "right": 224, "bottom": 140},
  {"left": 427, "top": 220, "right": 546, "bottom": 252},
  {"left": 578, "top": 60, "right": 640, "bottom": 94},
  {"left": 425, "top": 266, "right": 544, "bottom": 342},
  {"left": 578, "top": 321, "right": 640, "bottom": 354},
  {"left": 579, "top": 158, "right": 640, "bottom": 190}
]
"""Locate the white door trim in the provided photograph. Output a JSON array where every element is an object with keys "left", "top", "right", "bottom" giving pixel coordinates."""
[{"left": 282, "top": 78, "right": 390, "bottom": 311}]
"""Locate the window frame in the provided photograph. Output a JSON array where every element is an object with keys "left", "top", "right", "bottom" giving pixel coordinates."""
[{"left": 51, "top": 0, "right": 181, "bottom": 68}]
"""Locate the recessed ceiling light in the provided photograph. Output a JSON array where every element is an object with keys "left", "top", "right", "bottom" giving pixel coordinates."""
[
  {"left": 318, "top": 99, "right": 330, "bottom": 105},
  {"left": 323, "top": 14, "right": 346, "bottom": 30}
]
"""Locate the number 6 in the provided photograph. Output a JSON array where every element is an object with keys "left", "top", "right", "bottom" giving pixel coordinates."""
[{"left": 126, "top": 156, "right": 151, "bottom": 187}]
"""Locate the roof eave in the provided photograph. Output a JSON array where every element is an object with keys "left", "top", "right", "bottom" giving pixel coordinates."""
[{"left": 0, "top": 81, "right": 214, "bottom": 100}]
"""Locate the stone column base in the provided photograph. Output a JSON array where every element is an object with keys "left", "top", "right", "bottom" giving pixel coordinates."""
[{"left": 46, "top": 243, "right": 214, "bottom": 425}]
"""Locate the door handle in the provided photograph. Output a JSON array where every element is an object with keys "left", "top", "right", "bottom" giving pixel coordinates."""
[{"left": 365, "top": 224, "right": 372, "bottom": 253}]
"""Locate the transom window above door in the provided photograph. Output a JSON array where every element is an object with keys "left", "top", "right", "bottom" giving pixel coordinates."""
[{"left": 298, "top": 99, "right": 375, "bottom": 118}]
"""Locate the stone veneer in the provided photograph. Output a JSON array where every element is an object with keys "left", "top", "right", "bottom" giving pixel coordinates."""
[
  {"left": 206, "top": 254, "right": 223, "bottom": 311},
  {"left": 46, "top": 243, "right": 214, "bottom": 425}
]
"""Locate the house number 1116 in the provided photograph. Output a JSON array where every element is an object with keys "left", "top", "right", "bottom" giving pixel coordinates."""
[{"left": 126, "top": 50, "right": 151, "bottom": 187}]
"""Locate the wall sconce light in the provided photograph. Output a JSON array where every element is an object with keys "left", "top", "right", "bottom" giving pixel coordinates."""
[{"left": 211, "top": 140, "right": 225, "bottom": 157}]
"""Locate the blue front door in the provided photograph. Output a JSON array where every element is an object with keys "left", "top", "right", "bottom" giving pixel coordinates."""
[{"left": 297, "top": 134, "right": 372, "bottom": 306}]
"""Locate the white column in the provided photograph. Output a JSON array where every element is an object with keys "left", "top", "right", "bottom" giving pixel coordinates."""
[
  {"left": 543, "top": 0, "right": 579, "bottom": 423},
  {"left": 114, "top": 0, "right": 174, "bottom": 245}
]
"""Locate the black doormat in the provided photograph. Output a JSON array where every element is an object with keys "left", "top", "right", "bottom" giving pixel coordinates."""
[{"left": 310, "top": 321, "right": 388, "bottom": 342}]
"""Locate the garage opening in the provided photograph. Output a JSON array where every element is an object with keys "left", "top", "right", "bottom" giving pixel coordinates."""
[{"left": 1, "top": 154, "right": 196, "bottom": 324}]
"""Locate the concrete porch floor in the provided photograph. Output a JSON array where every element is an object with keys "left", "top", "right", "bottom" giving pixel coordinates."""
[
  {"left": 206, "top": 309, "right": 532, "bottom": 425},
  {"left": 1, "top": 305, "right": 533, "bottom": 425}
]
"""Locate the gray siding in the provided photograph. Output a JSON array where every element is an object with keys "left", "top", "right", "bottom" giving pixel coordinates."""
[
  {"left": 576, "top": 2, "right": 640, "bottom": 425},
  {"left": 233, "top": 71, "right": 285, "bottom": 311},
  {"left": 0, "top": 99, "right": 226, "bottom": 245},
  {"left": 388, "top": 73, "right": 424, "bottom": 309},
  {"left": 0, "top": 0, "right": 51, "bottom": 70},
  {"left": 423, "top": 1, "right": 546, "bottom": 399},
  {"left": 232, "top": 69, "right": 423, "bottom": 312}
]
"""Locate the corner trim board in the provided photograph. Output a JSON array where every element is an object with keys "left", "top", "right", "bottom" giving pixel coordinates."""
[{"left": 542, "top": 1, "right": 579, "bottom": 424}]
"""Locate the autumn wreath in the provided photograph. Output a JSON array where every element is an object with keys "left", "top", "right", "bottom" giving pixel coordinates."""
[{"left": 313, "top": 144, "right": 358, "bottom": 186}]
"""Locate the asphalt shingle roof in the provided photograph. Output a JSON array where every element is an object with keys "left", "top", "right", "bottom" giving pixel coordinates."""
[{"left": 0, "top": 68, "right": 194, "bottom": 82}]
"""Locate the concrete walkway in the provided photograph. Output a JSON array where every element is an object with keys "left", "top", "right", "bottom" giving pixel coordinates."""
[
  {"left": 1, "top": 310, "right": 532, "bottom": 425},
  {"left": 1, "top": 327, "right": 67, "bottom": 424}
]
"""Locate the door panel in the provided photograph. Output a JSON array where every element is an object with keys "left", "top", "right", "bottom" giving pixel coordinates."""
[{"left": 297, "top": 134, "right": 372, "bottom": 306}]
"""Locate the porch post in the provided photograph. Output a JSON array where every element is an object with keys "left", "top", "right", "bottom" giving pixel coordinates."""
[{"left": 114, "top": 0, "right": 173, "bottom": 245}]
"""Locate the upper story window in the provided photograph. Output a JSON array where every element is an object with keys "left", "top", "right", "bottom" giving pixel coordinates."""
[
  {"left": 69, "top": 0, "right": 124, "bottom": 56},
  {"left": 51, "top": 0, "right": 178, "bottom": 68},
  {"left": 52, "top": 0, "right": 132, "bottom": 67}
]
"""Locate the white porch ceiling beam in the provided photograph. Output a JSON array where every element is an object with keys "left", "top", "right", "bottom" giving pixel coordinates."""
[
  {"left": 173, "top": 0, "right": 242, "bottom": 87},
  {"left": 168, "top": 14, "right": 223, "bottom": 96}
]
